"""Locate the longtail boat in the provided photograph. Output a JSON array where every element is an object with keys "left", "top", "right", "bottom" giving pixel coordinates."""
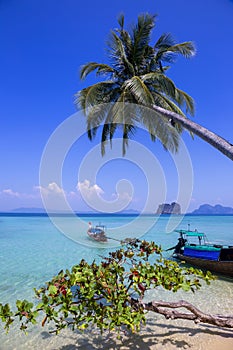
[
  {"left": 169, "top": 229, "right": 233, "bottom": 277},
  {"left": 87, "top": 222, "right": 108, "bottom": 242}
]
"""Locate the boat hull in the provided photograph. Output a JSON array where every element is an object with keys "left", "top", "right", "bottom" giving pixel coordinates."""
[
  {"left": 87, "top": 230, "right": 108, "bottom": 242},
  {"left": 175, "top": 253, "right": 233, "bottom": 278}
]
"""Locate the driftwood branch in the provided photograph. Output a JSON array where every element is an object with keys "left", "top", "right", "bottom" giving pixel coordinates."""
[{"left": 131, "top": 298, "right": 233, "bottom": 329}]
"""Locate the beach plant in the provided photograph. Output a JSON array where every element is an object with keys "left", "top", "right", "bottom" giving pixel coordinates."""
[
  {"left": 76, "top": 13, "right": 233, "bottom": 160},
  {"left": 0, "top": 239, "right": 233, "bottom": 335}
]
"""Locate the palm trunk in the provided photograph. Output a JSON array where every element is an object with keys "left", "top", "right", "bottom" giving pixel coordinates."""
[{"left": 152, "top": 105, "right": 233, "bottom": 161}]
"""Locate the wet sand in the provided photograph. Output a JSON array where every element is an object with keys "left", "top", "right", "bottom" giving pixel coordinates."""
[
  {"left": 50, "top": 318, "right": 233, "bottom": 350},
  {"left": 3, "top": 313, "right": 232, "bottom": 350}
]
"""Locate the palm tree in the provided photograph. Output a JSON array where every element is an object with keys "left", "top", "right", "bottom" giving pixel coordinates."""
[{"left": 76, "top": 13, "right": 233, "bottom": 160}]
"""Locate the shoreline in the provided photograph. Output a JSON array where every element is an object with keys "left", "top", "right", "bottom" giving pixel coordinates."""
[
  {"left": 58, "top": 318, "right": 233, "bottom": 350},
  {"left": 1, "top": 312, "right": 233, "bottom": 349}
]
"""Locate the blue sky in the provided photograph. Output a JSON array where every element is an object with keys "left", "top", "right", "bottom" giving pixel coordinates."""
[{"left": 0, "top": 0, "right": 233, "bottom": 213}]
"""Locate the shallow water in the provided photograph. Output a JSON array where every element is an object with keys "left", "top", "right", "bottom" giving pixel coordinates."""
[{"left": 0, "top": 214, "right": 233, "bottom": 349}]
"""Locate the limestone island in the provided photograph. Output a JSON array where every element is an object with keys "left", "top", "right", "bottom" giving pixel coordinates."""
[{"left": 156, "top": 202, "right": 181, "bottom": 215}]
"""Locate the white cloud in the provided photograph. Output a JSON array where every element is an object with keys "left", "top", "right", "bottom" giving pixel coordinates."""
[
  {"left": 77, "top": 180, "right": 104, "bottom": 198},
  {"left": 0, "top": 187, "right": 44, "bottom": 202},
  {"left": 2, "top": 189, "right": 20, "bottom": 197},
  {"left": 38, "top": 182, "right": 70, "bottom": 212},
  {"left": 47, "top": 182, "right": 64, "bottom": 194},
  {"left": 37, "top": 182, "right": 65, "bottom": 197},
  {"left": 0, "top": 183, "right": 82, "bottom": 212},
  {"left": 1, "top": 183, "right": 74, "bottom": 201}
]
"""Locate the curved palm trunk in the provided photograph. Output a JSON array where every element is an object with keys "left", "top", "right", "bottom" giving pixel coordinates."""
[{"left": 152, "top": 105, "right": 233, "bottom": 161}]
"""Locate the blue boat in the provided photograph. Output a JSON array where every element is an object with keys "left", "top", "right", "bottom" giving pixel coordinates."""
[{"left": 171, "top": 229, "right": 233, "bottom": 277}]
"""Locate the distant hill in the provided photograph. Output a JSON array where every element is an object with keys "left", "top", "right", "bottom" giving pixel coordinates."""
[
  {"left": 191, "top": 204, "right": 233, "bottom": 215},
  {"left": 10, "top": 208, "right": 140, "bottom": 215},
  {"left": 12, "top": 207, "right": 46, "bottom": 213},
  {"left": 118, "top": 209, "right": 140, "bottom": 214}
]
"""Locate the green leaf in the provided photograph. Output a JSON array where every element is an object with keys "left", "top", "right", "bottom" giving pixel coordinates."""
[{"left": 48, "top": 285, "right": 58, "bottom": 295}]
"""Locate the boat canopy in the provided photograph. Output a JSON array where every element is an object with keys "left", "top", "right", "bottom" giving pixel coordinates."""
[
  {"left": 185, "top": 244, "right": 221, "bottom": 251},
  {"left": 175, "top": 229, "right": 205, "bottom": 237}
]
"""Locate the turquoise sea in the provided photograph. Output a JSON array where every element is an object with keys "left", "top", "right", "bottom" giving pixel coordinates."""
[{"left": 0, "top": 214, "right": 233, "bottom": 349}]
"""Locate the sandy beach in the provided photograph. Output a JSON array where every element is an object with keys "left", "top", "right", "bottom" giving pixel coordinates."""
[
  {"left": 51, "top": 320, "right": 233, "bottom": 350},
  {"left": 2, "top": 312, "right": 232, "bottom": 350},
  {"left": 54, "top": 318, "right": 233, "bottom": 350}
]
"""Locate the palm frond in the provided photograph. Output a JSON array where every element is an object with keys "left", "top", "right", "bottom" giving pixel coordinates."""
[
  {"left": 155, "top": 41, "right": 196, "bottom": 63},
  {"left": 152, "top": 91, "right": 185, "bottom": 115},
  {"left": 144, "top": 73, "right": 194, "bottom": 117},
  {"left": 151, "top": 91, "right": 174, "bottom": 110},
  {"left": 166, "top": 42, "right": 196, "bottom": 58},
  {"left": 107, "top": 31, "right": 135, "bottom": 77},
  {"left": 87, "top": 126, "right": 98, "bottom": 141},
  {"left": 101, "top": 122, "right": 111, "bottom": 155},
  {"left": 122, "top": 123, "right": 136, "bottom": 155},
  {"left": 124, "top": 76, "right": 154, "bottom": 106},
  {"left": 111, "top": 94, "right": 126, "bottom": 124},
  {"left": 84, "top": 81, "right": 118, "bottom": 110},
  {"left": 100, "top": 103, "right": 118, "bottom": 155},
  {"left": 152, "top": 91, "right": 186, "bottom": 133},
  {"left": 86, "top": 103, "right": 112, "bottom": 140},
  {"left": 117, "top": 13, "right": 125, "bottom": 29},
  {"left": 75, "top": 87, "right": 90, "bottom": 112},
  {"left": 80, "top": 62, "right": 115, "bottom": 80},
  {"left": 76, "top": 84, "right": 120, "bottom": 115},
  {"left": 175, "top": 88, "right": 195, "bottom": 116},
  {"left": 100, "top": 109, "right": 137, "bottom": 156},
  {"left": 154, "top": 33, "right": 176, "bottom": 50},
  {"left": 141, "top": 72, "right": 177, "bottom": 100},
  {"left": 132, "top": 13, "right": 156, "bottom": 66},
  {"left": 117, "top": 29, "right": 133, "bottom": 60},
  {"left": 100, "top": 122, "right": 119, "bottom": 156},
  {"left": 139, "top": 105, "right": 180, "bottom": 152},
  {"left": 101, "top": 100, "right": 139, "bottom": 156}
]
